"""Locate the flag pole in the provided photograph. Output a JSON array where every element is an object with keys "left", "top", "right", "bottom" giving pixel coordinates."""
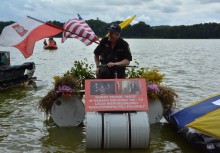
[{"left": 27, "top": 16, "right": 99, "bottom": 44}]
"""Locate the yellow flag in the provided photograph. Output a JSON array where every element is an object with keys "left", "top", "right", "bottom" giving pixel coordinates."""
[
  {"left": 119, "top": 15, "right": 136, "bottom": 29},
  {"left": 106, "top": 15, "right": 136, "bottom": 37},
  {"left": 187, "top": 108, "right": 220, "bottom": 138}
]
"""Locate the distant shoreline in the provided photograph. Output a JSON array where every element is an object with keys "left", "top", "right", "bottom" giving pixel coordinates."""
[{"left": 1, "top": 20, "right": 220, "bottom": 39}]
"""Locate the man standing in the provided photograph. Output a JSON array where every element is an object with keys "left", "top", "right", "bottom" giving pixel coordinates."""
[{"left": 94, "top": 23, "right": 132, "bottom": 79}]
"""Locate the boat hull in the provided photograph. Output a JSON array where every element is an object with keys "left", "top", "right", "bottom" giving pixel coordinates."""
[
  {"left": 0, "top": 62, "right": 35, "bottom": 91},
  {"left": 44, "top": 44, "right": 58, "bottom": 50}
]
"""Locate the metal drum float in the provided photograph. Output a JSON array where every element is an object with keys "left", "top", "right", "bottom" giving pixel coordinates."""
[
  {"left": 86, "top": 111, "right": 150, "bottom": 149},
  {"left": 147, "top": 99, "right": 164, "bottom": 124},
  {"left": 51, "top": 95, "right": 85, "bottom": 127}
]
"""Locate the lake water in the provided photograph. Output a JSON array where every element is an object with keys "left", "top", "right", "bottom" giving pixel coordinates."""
[{"left": 0, "top": 38, "right": 220, "bottom": 153}]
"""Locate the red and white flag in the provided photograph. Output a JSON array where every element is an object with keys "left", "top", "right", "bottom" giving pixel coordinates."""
[
  {"left": 62, "top": 18, "right": 99, "bottom": 46},
  {"left": 0, "top": 17, "right": 62, "bottom": 58}
]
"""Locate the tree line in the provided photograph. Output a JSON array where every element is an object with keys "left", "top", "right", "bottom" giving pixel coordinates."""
[{"left": 1, "top": 19, "right": 220, "bottom": 38}]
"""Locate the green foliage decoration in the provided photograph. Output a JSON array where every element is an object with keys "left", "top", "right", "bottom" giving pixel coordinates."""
[
  {"left": 126, "top": 61, "right": 165, "bottom": 85},
  {"left": 64, "top": 59, "right": 95, "bottom": 89}
]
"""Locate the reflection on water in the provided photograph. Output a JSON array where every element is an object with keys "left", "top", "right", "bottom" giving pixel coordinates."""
[
  {"left": 0, "top": 86, "right": 31, "bottom": 122},
  {"left": 40, "top": 127, "right": 84, "bottom": 152},
  {"left": 0, "top": 86, "right": 29, "bottom": 103},
  {"left": 1, "top": 39, "right": 220, "bottom": 152},
  {"left": 150, "top": 123, "right": 199, "bottom": 153}
]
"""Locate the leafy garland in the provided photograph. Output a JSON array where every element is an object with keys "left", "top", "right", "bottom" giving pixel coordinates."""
[{"left": 38, "top": 59, "right": 177, "bottom": 114}]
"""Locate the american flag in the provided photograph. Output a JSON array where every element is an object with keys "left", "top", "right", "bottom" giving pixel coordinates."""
[{"left": 62, "top": 17, "right": 99, "bottom": 46}]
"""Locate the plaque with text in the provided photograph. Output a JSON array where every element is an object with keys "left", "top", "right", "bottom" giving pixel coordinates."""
[{"left": 85, "top": 78, "right": 148, "bottom": 112}]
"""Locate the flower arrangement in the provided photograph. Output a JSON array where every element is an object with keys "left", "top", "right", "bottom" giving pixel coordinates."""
[
  {"left": 147, "top": 84, "right": 160, "bottom": 92},
  {"left": 56, "top": 85, "right": 73, "bottom": 97},
  {"left": 38, "top": 59, "right": 95, "bottom": 115},
  {"left": 38, "top": 75, "right": 80, "bottom": 114},
  {"left": 147, "top": 84, "right": 160, "bottom": 100}
]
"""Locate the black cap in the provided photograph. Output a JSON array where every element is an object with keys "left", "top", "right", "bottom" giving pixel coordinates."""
[{"left": 106, "top": 23, "right": 121, "bottom": 33}]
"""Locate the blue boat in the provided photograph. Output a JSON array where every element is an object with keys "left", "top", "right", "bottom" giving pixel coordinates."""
[{"left": 164, "top": 94, "right": 220, "bottom": 153}]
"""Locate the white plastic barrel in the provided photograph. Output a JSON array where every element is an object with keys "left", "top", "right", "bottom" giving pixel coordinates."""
[
  {"left": 86, "top": 111, "right": 150, "bottom": 149},
  {"left": 51, "top": 95, "right": 85, "bottom": 127},
  {"left": 147, "top": 99, "right": 164, "bottom": 124}
]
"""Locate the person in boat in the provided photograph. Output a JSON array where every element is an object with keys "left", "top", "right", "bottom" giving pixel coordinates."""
[
  {"left": 94, "top": 23, "right": 132, "bottom": 79},
  {"left": 43, "top": 37, "right": 56, "bottom": 46}
]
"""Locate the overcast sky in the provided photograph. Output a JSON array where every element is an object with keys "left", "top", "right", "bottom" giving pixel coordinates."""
[{"left": 1, "top": 0, "right": 220, "bottom": 26}]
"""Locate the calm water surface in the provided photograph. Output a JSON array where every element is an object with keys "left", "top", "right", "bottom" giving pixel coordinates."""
[{"left": 0, "top": 39, "right": 220, "bottom": 153}]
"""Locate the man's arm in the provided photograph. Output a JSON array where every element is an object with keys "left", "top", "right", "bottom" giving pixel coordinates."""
[
  {"left": 115, "top": 59, "right": 130, "bottom": 66},
  {"left": 107, "top": 59, "right": 130, "bottom": 67},
  {"left": 94, "top": 54, "right": 100, "bottom": 67},
  {"left": 94, "top": 54, "right": 100, "bottom": 78}
]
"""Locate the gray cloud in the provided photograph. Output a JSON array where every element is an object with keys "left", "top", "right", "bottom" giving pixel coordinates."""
[
  {"left": 0, "top": 0, "right": 220, "bottom": 26},
  {"left": 161, "top": 6, "right": 179, "bottom": 13},
  {"left": 198, "top": 0, "right": 220, "bottom": 4}
]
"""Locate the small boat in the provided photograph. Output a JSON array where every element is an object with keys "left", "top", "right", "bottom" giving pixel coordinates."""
[
  {"left": 43, "top": 44, "right": 58, "bottom": 50},
  {"left": 0, "top": 51, "right": 36, "bottom": 91},
  {"left": 164, "top": 94, "right": 220, "bottom": 153}
]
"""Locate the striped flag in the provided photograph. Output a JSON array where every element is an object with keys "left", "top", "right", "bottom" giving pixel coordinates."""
[
  {"left": 0, "top": 16, "right": 62, "bottom": 58},
  {"left": 62, "top": 17, "right": 99, "bottom": 46},
  {"left": 77, "top": 14, "right": 83, "bottom": 20}
]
